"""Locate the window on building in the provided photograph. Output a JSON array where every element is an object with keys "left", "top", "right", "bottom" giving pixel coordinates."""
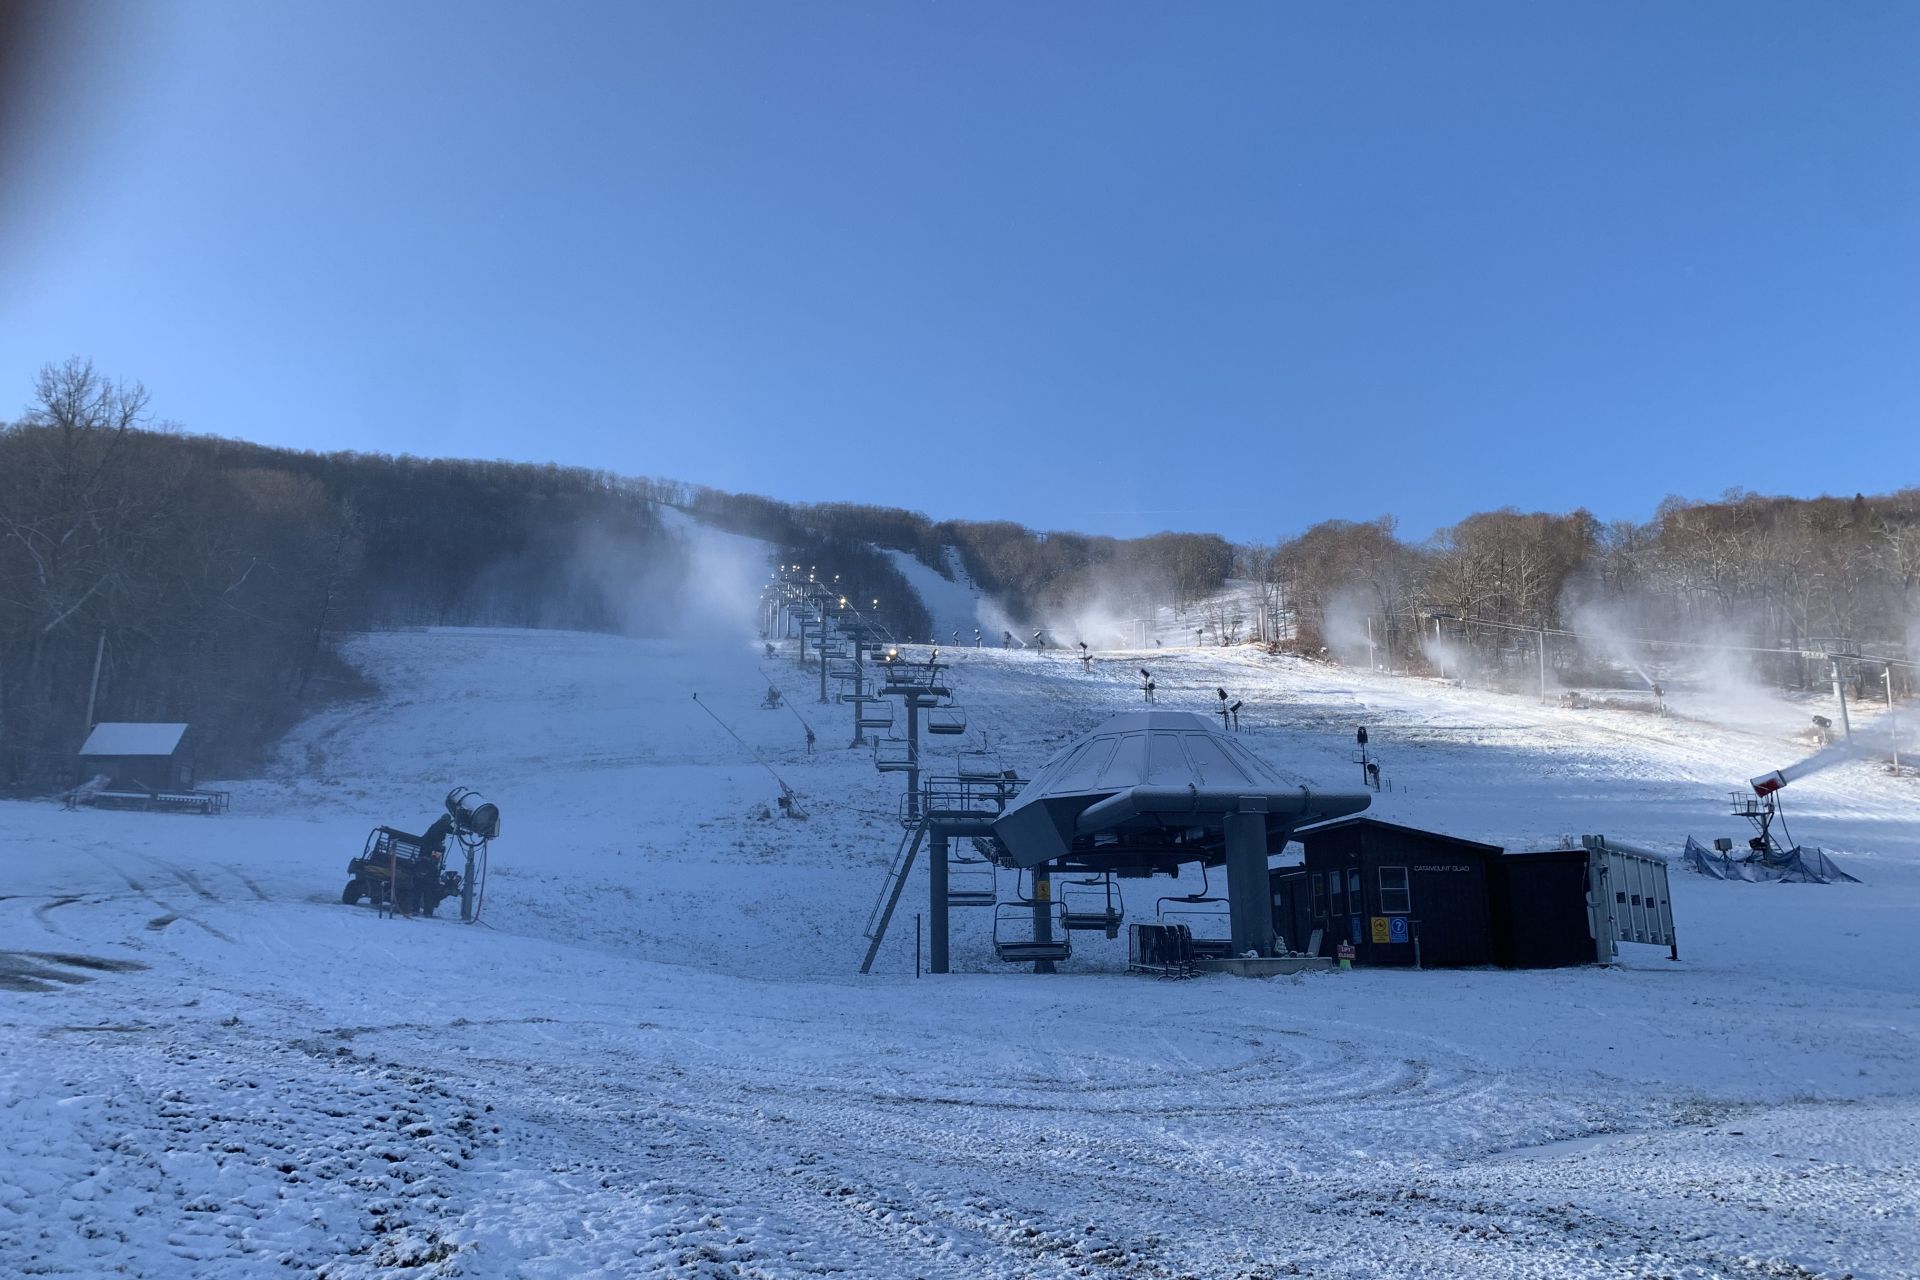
[
  {"left": 1378, "top": 866, "right": 1411, "bottom": 914},
  {"left": 1329, "top": 870, "right": 1345, "bottom": 917},
  {"left": 1310, "top": 873, "right": 1326, "bottom": 918},
  {"left": 1347, "top": 868, "right": 1361, "bottom": 909}
]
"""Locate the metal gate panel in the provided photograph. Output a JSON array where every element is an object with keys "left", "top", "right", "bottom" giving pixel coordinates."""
[{"left": 1580, "top": 836, "right": 1678, "bottom": 961}]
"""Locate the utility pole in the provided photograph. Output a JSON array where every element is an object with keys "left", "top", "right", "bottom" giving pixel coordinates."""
[
  {"left": 1888, "top": 664, "right": 1900, "bottom": 773},
  {"left": 83, "top": 630, "right": 106, "bottom": 736},
  {"left": 1537, "top": 629, "right": 1548, "bottom": 704},
  {"left": 1830, "top": 657, "right": 1853, "bottom": 740},
  {"left": 817, "top": 616, "right": 829, "bottom": 704}
]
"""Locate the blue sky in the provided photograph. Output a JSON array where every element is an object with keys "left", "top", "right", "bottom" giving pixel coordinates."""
[{"left": 2, "top": 2, "right": 1915, "bottom": 543}]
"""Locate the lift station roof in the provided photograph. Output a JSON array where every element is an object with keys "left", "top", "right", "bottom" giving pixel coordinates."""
[{"left": 990, "top": 711, "right": 1371, "bottom": 871}]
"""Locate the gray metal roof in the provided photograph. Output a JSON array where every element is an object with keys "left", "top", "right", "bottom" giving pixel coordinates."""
[
  {"left": 1012, "top": 710, "right": 1304, "bottom": 797},
  {"left": 992, "top": 710, "right": 1370, "bottom": 868}
]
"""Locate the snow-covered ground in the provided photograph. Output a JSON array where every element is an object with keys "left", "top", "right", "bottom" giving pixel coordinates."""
[
  {"left": 4, "top": 623, "right": 1918, "bottom": 1278},
  {"left": 882, "top": 546, "right": 985, "bottom": 646}
]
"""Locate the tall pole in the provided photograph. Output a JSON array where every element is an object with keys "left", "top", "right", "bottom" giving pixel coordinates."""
[
  {"left": 83, "top": 630, "right": 106, "bottom": 736},
  {"left": 849, "top": 638, "right": 867, "bottom": 747},
  {"left": 929, "top": 830, "right": 949, "bottom": 974},
  {"left": 1888, "top": 664, "right": 1900, "bottom": 772},
  {"left": 1030, "top": 862, "right": 1056, "bottom": 974},
  {"left": 1831, "top": 658, "right": 1853, "bottom": 739},
  {"left": 905, "top": 696, "right": 921, "bottom": 821},
  {"left": 817, "top": 618, "right": 829, "bottom": 704},
  {"left": 1224, "top": 806, "right": 1276, "bottom": 958},
  {"left": 1537, "top": 629, "right": 1548, "bottom": 704},
  {"left": 1365, "top": 616, "right": 1376, "bottom": 671}
]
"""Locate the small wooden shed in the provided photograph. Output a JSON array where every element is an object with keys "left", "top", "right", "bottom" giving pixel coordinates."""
[
  {"left": 76, "top": 722, "right": 195, "bottom": 791},
  {"left": 1489, "top": 848, "right": 1602, "bottom": 968},
  {"left": 1278, "top": 817, "right": 1503, "bottom": 968}
]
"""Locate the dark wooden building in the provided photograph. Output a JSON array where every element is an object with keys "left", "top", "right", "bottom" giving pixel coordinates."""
[
  {"left": 76, "top": 722, "right": 195, "bottom": 791},
  {"left": 1273, "top": 817, "right": 1502, "bottom": 968},
  {"left": 1488, "top": 848, "right": 1596, "bottom": 968}
]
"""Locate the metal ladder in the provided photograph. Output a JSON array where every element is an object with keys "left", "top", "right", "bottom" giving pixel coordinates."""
[{"left": 859, "top": 818, "right": 928, "bottom": 974}]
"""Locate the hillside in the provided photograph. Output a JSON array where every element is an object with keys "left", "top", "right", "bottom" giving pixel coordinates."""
[{"left": 3, "top": 606, "right": 1917, "bottom": 1277}]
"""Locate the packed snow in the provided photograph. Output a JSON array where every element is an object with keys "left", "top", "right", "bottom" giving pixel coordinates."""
[{"left": 4, "top": 611, "right": 1918, "bottom": 1277}]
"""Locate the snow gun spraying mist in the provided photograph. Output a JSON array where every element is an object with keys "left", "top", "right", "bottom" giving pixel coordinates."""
[
  {"left": 1750, "top": 732, "right": 1871, "bottom": 798},
  {"left": 1683, "top": 737, "right": 1866, "bottom": 884}
]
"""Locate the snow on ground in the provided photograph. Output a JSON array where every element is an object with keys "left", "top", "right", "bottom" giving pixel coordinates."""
[
  {"left": 881, "top": 546, "right": 984, "bottom": 645},
  {"left": 3, "top": 625, "right": 1918, "bottom": 1279}
]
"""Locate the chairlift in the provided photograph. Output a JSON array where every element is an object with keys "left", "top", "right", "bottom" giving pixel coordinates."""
[
  {"left": 1155, "top": 864, "right": 1233, "bottom": 959},
  {"left": 856, "top": 700, "right": 895, "bottom": 730},
  {"left": 874, "top": 739, "right": 914, "bottom": 772},
  {"left": 948, "top": 857, "right": 996, "bottom": 908},
  {"left": 956, "top": 750, "right": 1000, "bottom": 780},
  {"left": 1060, "top": 874, "right": 1125, "bottom": 937},
  {"left": 992, "top": 901, "right": 1071, "bottom": 964},
  {"left": 926, "top": 706, "right": 967, "bottom": 736}
]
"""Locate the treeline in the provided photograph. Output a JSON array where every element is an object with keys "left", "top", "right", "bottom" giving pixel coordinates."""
[
  {"left": 11, "top": 358, "right": 1909, "bottom": 789},
  {"left": 1253, "top": 492, "right": 1920, "bottom": 690},
  {"left": 649, "top": 478, "right": 1236, "bottom": 640},
  {"left": 0, "top": 360, "right": 688, "bottom": 788}
]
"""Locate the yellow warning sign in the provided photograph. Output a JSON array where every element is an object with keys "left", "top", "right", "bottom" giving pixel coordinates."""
[{"left": 1370, "top": 916, "right": 1391, "bottom": 943}]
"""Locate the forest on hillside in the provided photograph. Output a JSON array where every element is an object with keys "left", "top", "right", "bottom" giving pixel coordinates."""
[
  {"left": 3, "top": 359, "right": 1914, "bottom": 789},
  {"left": 1247, "top": 496, "right": 1919, "bottom": 697}
]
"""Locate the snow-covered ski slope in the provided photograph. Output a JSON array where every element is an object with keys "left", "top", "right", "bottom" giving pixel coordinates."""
[{"left": 4, "top": 626, "right": 1918, "bottom": 1279}]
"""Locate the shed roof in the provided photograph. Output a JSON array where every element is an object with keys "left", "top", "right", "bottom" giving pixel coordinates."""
[
  {"left": 79, "top": 722, "right": 189, "bottom": 757},
  {"left": 1293, "top": 816, "right": 1503, "bottom": 856}
]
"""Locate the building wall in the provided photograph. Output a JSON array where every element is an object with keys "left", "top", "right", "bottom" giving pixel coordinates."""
[
  {"left": 1489, "top": 851, "right": 1595, "bottom": 968},
  {"left": 1297, "top": 825, "right": 1496, "bottom": 968},
  {"left": 77, "top": 752, "right": 191, "bottom": 791}
]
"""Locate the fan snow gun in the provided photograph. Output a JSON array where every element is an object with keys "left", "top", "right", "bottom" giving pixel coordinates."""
[
  {"left": 343, "top": 787, "right": 501, "bottom": 918},
  {"left": 1751, "top": 761, "right": 1813, "bottom": 797}
]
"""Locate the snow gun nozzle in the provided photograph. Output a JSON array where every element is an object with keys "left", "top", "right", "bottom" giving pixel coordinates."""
[{"left": 1750, "top": 770, "right": 1788, "bottom": 797}]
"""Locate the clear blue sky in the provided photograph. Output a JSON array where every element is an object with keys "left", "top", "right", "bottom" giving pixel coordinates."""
[{"left": 2, "top": 1, "right": 1915, "bottom": 543}]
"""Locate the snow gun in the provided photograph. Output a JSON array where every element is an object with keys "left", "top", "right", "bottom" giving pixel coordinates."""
[{"left": 342, "top": 787, "right": 501, "bottom": 920}]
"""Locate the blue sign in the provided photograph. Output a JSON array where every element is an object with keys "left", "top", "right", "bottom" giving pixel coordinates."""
[
  {"left": 1350, "top": 916, "right": 1362, "bottom": 942},
  {"left": 1389, "top": 916, "right": 1410, "bottom": 944}
]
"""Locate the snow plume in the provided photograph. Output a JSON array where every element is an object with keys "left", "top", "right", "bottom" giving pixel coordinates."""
[
  {"left": 1563, "top": 600, "right": 1661, "bottom": 690},
  {"left": 973, "top": 594, "right": 1024, "bottom": 647},
  {"left": 974, "top": 568, "right": 1160, "bottom": 651},
  {"left": 1563, "top": 594, "right": 1805, "bottom": 732},
  {"left": 1420, "top": 630, "right": 1474, "bottom": 680},
  {"left": 569, "top": 506, "right": 769, "bottom": 640},
  {"left": 1753, "top": 734, "right": 1867, "bottom": 793},
  {"left": 1322, "top": 589, "right": 1379, "bottom": 666}
]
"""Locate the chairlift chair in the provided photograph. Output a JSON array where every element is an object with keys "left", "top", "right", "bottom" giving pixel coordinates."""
[
  {"left": 873, "top": 739, "right": 914, "bottom": 772},
  {"left": 1156, "top": 865, "right": 1234, "bottom": 959},
  {"left": 947, "top": 857, "right": 997, "bottom": 908},
  {"left": 926, "top": 706, "right": 967, "bottom": 735},
  {"left": 991, "top": 901, "right": 1071, "bottom": 964},
  {"left": 956, "top": 751, "right": 1000, "bottom": 780},
  {"left": 1060, "top": 874, "right": 1125, "bottom": 938}
]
